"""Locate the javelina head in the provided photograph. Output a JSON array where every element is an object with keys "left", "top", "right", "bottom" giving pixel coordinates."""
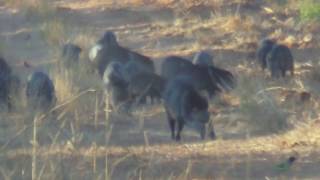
[
  {"left": 193, "top": 51, "right": 214, "bottom": 67},
  {"left": 257, "top": 38, "right": 276, "bottom": 69},
  {"left": 103, "top": 61, "right": 127, "bottom": 87},
  {"left": 99, "top": 31, "right": 118, "bottom": 47}
]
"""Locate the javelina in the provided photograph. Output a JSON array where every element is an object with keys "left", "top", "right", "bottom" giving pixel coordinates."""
[
  {"left": 103, "top": 61, "right": 131, "bottom": 113},
  {"left": 192, "top": 51, "right": 214, "bottom": 67},
  {"left": 89, "top": 31, "right": 154, "bottom": 77},
  {"left": 127, "top": 71, "right": 166, "bottom": 104},
  {"left": 161, "top": 56, "right": 221, "bottom": 97},
  {"left": 26, "top": 71, "right": 56, "bottom": 112},
  {"left": 256, "top": 38, "right": 276, "bottom": 71},
  {"left": 61, "top": 43, "right": 82, "bottom": 69},
  {"left": 266, "top": 44, "right": 294, "bottom": 78},
  {"left": 161, "top": 56, "right": 194, "bottom": 80},
  {"left": 163, "top": 75, "right": 215, "bottom": 141},
  {"left": 0, "top": 57, "right": 13, "bottom": 111}
]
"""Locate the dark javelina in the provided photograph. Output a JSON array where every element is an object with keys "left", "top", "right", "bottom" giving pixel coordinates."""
[
  {"left": 163, "top": 75, "right": 215, "bottom": 141},
  {"left": 61, "top": 43, "right": 82, "bottom": 69},
  {"left": 127, "top": 72, "right": 166, "bottom": 104},
  {"left": 161, "top": 56, "right": 194, "bottom": 80},
  {"left": 0, "top": 57, "right": 12, "bottom": 111},
  {"left": 26, "top": 71, "right": 56, "bottom": 112},
  {"left": 266, "top": 44, "right": 294, "bottom": 78},
  {"left": 121, "top": 60, "right": 154, "bottom": 82},
  {"left": 257, "top": 38, "right": 276, "bottom": 71},
  {"left": 89, "top": 31, "right": 155, "bottom": 77},
  {"left": 103, "top": 61, "right": 131, "bottom": 113},
  {"left": 192, "top": 51, "right": 214, "bottom": 67},
  {"left": 161, "top": 56, "right": 221, "bottom": 97}
]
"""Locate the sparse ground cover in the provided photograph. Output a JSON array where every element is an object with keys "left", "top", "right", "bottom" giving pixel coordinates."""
[{"left": 1, "top": 0, "right": 320, "bottom": 179}]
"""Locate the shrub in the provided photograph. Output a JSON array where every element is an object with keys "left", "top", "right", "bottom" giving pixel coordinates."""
[{"left": 299, "top": 0, "right": 320, "bottom": 21}]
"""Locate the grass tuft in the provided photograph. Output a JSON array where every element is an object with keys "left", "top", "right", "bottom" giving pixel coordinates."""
[{"left": 299, "top": 0, "right": 320, "bottom": 21}]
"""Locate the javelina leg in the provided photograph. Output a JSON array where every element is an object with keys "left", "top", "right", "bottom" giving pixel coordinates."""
[
  {"left": 166, "top": 111, "right": 175, "bottom": 140},
  {"left": 176, "top": 118, "right": 184, "bottom": 141},
  {"left": 7, "top": 101, "right": 12, "bottom": 113},
  {"left": 210, "top": 129, "right": 216, "bottom": 140},
  {"left": 199, "top": 123, "right": 206, "bottom": 140},
  {"left": 208, "top": 120, "right": 216, "bottom": 140},
  {"left": 281, "top": 69, "right": 286, "bottom": 77}
]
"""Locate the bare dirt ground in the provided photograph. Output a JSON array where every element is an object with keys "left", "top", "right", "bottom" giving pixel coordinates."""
[{"left": 1, "top": 0, "right": 320, "bottom": 179}]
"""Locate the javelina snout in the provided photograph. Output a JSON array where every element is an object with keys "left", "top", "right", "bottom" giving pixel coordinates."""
[
  {"left": 257, "top": 38, "right": 276, "bottom": 71},
  {"left": 163, "top": 75, "right": 215, "bottom": 141},
  {"left": 266, "top": 44, "right": 294, "bottom": 78},
  {"left": 26, "top": 71, "right": 56, "bottom": 112},
  {"left": 103, "top": 61, "right": 131, "bottom": 113}
]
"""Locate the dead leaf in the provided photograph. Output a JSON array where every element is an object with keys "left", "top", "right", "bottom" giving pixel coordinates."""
[{"left": 263, "top": 7, "right": 274, "bottom": 14}]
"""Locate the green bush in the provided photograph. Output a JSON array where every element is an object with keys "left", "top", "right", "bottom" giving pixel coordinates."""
[{"left": 299, "top": 0, "right": 320, "bottom": 21}]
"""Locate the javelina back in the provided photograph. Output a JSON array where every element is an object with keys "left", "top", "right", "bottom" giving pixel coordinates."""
[
  {"left": 61, "top": 43, "right": 82, "bottom": 69},
  {"left": 266, "top": 44, "right": 294, "bottom": 78},
  {"left": 161, "top": 56, "right": 222, "bottom": 97},
  {"left": 127, "top": 71, "right": 166, "bottom": 104},
  {"left": 103, "top": 61, "right": 131, "bottom": 113},
  {"left": 26, "top": 71, "right": 56, "bottom": 112},
  {"left": 89, "top": 31, "right": 154, "bottom": 77},
  {"left": 257, "top": 38, "right": 276, "bottom": 71},
  {"left": 192, "top": 51, "right": 214, "bottom": 67},
  {"left": 161, "top": 56, "right": 194, "bottom": 80},
  {"left": 163, "top": 75, "right": 215, "bottom": 141}
]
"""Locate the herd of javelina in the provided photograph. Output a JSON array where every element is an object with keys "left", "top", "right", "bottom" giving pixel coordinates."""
[{"left": 0, "top": 31, "right": 295, "bottom": 141}]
